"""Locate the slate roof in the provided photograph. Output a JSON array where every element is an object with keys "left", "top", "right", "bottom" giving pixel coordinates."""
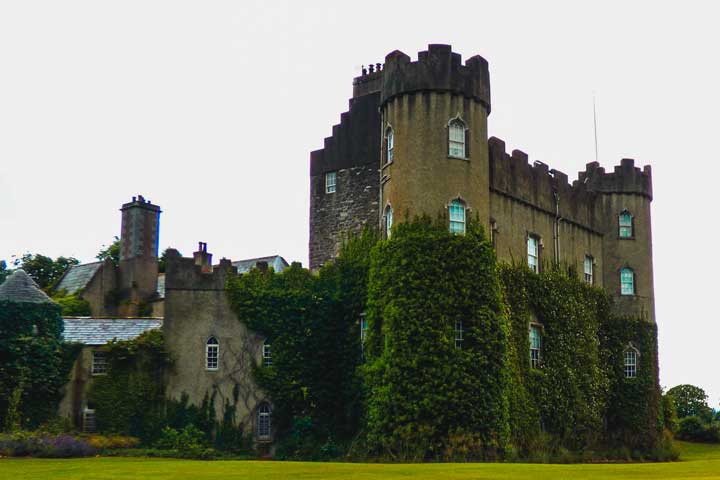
[
  {"left": 232, "top": 255, "right": 289, "bottom": 274},
  {"left": 62, "top": 317, "right": 163, "bottom": 345},
  {"left": 55, "top": 262, "right": 103, "bottom": 294},
  {"left": 0, "top": 270, "right": 54, "bottom": 304}
]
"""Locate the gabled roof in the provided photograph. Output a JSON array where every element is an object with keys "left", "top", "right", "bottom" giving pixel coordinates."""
[
  {"left": 232, "top": 255, "right": 289, "bottom": 274},
  {"left": 62, "top": 317, "right": 162, "bottom": 345},
  {"left": 0, "top": 270, "right": 54, "bottom": 304},
  {"left": 55, "top": 262, "right": 103, "bottom": 294}
]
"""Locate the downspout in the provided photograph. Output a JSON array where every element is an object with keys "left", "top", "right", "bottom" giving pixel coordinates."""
[{"left": 553, "top": 191, "right": 561, "bottom": 265}]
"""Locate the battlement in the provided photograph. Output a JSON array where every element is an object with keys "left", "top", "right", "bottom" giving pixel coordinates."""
[
  {"left": 380, "top": 44, "right": 491, "bottom": 113},
  {"left": 164, "top": 247, "right": 237, "bottom": 292},
  {"left": 120, "top": 194, "right": 161, "bottom": 213},
  {"left": 352, "top": 63, "right": 383, "bottom": 98},
  {"left": 489, "top": 137, "right": 652, "bottom": 229},
  {"left": 576, "top": 159, "right": 653, "bottom": 200}
]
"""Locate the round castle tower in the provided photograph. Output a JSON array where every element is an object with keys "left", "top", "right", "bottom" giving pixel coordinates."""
[{"left": 379, "top": 44, "right": 491, "bottom": 230}]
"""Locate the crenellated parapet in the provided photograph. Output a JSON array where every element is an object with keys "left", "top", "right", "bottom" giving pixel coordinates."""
[
  {"left": 380, "top": 44, "right": 491, "bottom": 113},
  {"left": 577, "top": 159, "right": 653, "bottom": 200},
  {"left": 164, "top": 247, "right": 237, "bottom": 292}
]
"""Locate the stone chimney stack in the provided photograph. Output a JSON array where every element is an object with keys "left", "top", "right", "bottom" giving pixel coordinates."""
[
  {"left": 118, "top": 195, "right": 161, "bottom": 315},
  {"left": 193, "top": 242, "right": 213, "bottom": 273}
]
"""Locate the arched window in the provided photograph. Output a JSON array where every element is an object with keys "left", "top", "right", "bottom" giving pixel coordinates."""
[
  {"left": 448, "top": 118, "right": 467, "bottom": 158},
  {"left": 624, "top": 348, "right": 638, "bottom": 378},
  {"left": 206, "top": 337, "right": 219, "bottom": 371},
  {"left": 620, "top": 268, "right": 635, "bottom": 295},
  {"left": 385, "top": 205, "right": 393, "bottom": 238},
  {"left": 386, "top": 127, "right": 394, "bottom": 162},
  {"left": 619, "top": 210, "right": 633, "bottom": 238},
  {"left": 529, "top": 324, "right": 542, "bottom": 368},
  {"left": 449, "top": 200, "right": 466, "bottom": 234},
  {"left": 256, "top": 402, "right": 272, "bottom": 440},
  {"left": 262, "top": 341, "right": 272, "bottom": 367}
]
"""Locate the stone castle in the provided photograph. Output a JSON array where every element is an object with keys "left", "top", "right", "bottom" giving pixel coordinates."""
[
  {"left": 310, "top": 44, "right": 654, "bottom": 322},
  {"left": 2, "top": 44, "right": 655, "bottom": 445}
]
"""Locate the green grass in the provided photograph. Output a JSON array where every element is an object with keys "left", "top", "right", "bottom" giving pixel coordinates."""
[{"left": 2, "top": 442, "right": 720, "bottom": 480}]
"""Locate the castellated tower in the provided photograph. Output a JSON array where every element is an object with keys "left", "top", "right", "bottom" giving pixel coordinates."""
[
  {"left": 309, "top": 44, "right": 655, "bottom": 323},
  {"left": 118, "top": 195, "right": 161, "bottom": 315}
]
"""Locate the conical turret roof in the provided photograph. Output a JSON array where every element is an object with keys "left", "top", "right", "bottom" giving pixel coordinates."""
[{"left": 0, "top": 269, "right": 54, "bottom": 304}]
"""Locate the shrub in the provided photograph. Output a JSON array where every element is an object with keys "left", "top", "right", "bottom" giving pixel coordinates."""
[
  {"left": 676, "top": 416, "right": 720, "bottom": 443},
  {"left": 154, "top": 425, "right": 212, "bottom": 458},
  {"left": 86, "top": 435, "right": 140, "bottom": 450},
  {"left": 0, "top": 432, "right": 96, "bottom": 458}
]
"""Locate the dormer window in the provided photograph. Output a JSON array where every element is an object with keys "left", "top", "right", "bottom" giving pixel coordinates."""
[
  {"left": 619, "top": 210, "right": 633, "bottom": 238},
  {"left": 448, "top": 117, "right": 467, "bottom": 158}
]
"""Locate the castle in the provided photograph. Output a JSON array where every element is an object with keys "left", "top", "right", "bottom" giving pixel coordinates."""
[
  {"left": 1, "top": 44, "right": 657, "bottom": 448},
  {"left": 310, "top": 44, "right": 654, "bottom": 323}
]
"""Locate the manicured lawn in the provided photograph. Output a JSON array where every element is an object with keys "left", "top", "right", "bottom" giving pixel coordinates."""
[{"left": 2, "top": 442, "right": 720, "bottom": 480}]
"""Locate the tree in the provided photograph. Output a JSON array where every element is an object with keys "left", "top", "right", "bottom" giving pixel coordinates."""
[
  {"left": 0, "top": 260, "right": 10, "bottom": 284},
  {"left": 159, "top": 248, "right": 182, "bottom": 273},
  {"left": 667, "top": 384, "right": 712, "bottom": 420},
  {"left": 13, "top": 254, "right": 79, "bottom": 291},
  {"left": 96, "top": 237, "right": 121, "bottom": 266}
]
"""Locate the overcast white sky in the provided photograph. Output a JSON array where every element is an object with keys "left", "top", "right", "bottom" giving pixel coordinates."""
[{"left": 1, "top": 1, "right": 717, "bottom": 405}]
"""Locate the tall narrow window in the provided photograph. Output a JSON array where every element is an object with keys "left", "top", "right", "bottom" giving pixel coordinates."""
[
  {"left": 584, "top": 255, "right": 594, "bottom": 284},
  {"left": 454, "top": 320, "right": 464, "bottom": 349},
  {"left": 92, "top": 350, "right": 107, "bottom": 375},
  {"left": 262, "top": 341, "right": 272, "bottom": 367},
  {"left": 620, "top": 268, "right": 635, "bottom": 295},
  {"left": 206, "top": 337, "right": 219, "bottom": 371},
  {"left": 386, "top": 127, "right": 394, "bottom": 162},
  {"left": 529, "top": 325, "right": 542, "bottom": 368},
  {"left": 624, "top": 349, "right": 638, "bottom": 378},
  {"left": 257, "top": 402, "right": 271, "bottom": 440},
  {"left": 360, "top": 313, "right": 368, "bottom": 344},
  {"left": 619, "top": 210, "right": 633, "bottom": 238},
  {"left": 527, "top": 235, "right": 539, "bottom": 273},
  {"left": 325, "top": 171, "right": 337, "bottom": 194},
  {"left": 83, "top": 408, "right": 97, "bottom": 433},
  {"left": 448, "top": 118, "right": 466, "bottom": 158},
  {"left": 449, "top": 200, "right": 466, "bottom": 234},
  {"left": 385, "top": 205, "right": 393, "bottom": 239}
]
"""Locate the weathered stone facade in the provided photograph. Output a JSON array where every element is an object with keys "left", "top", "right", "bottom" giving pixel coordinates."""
[{"left": 309, "top": 44, "right": 655, "bottom": 322}]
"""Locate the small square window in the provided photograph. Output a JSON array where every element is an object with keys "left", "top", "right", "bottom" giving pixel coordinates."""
[
  {"left": 92, "top": 351, "right": 107, "bottom": 375},
  {"left": 325, "top": 171, "right": 337, "bottom": 194}
]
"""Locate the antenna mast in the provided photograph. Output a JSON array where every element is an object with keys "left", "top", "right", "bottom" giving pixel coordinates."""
[{"left": 593, "top": 94, "right": 599, "bottom": 163}]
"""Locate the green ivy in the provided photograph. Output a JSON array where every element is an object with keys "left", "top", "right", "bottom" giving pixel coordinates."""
[
  {"left": 0, "top": 300, "right": 80, "bottom": 430},
  {"left": 51, "top": 289, "right": 91, "bottom": 317}
]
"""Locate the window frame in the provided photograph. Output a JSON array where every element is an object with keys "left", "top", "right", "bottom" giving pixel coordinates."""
[
  {"left": 620, "top": 267, "right": 635, "bottom": 296},
  {"left": 454, "top": 320, "right": 464, "bottom": 349},
  {"left": 256, "top": 402, "right": 272, "bottom": 441},
  {"left": 624, "top": 346, "right": 639, "bottom": 378},
  {"left": 91, "top": 350, "right": 108, "bottom": 376},
  {"left": 529, "top": 324, "right": 542, "bottom": 368},
  {"left": 619, "top": 210, "right": 634, "bottom": 238},
  {"left": 448, "top": 199, "right": 466, "bottom": 235},
  {"left": 385, "top": 126, "right": 394, "bottom": 163},
  {"left": 584, "top": 255, "right": 594, "bottom": 285},
  {"left": 527, "top": 234, "right": 540, "bottom": 273},
  {"left": 262, "top": 341, "right": 272, "bottom": 367},
  {"left": 206, "top": 336, "right": 219, "bottom": 371},
  {"left": 325, "top": 171, "right": 337, "bottom": 194},
  {"left": 447, "top": 116, "right": 468, "bottom": 159},
  {"left": 384, "top": 205, "right": 393, "bottom": 239}
]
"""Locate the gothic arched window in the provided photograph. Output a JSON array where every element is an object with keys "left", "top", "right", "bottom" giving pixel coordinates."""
[
  {"left": 206, "top": 337, "right": 219, "bottom": 371},
  {"left": 449, "top": 200, "right": 466, "bottom": 235},
  {"left": 257, "top": 402, "right": 272, "bottom": 440},
  {"left": 448, "top": 118, "right": 467, "bottom": 158},
  {"left": 619, "top": 210, "right": 633, "bottom": 238},
  {"left": 385, "top": 205, "right": 393, "bottom": 239},
  {"left": 624, "top": 347, "right": 639, "bottom": 378}
]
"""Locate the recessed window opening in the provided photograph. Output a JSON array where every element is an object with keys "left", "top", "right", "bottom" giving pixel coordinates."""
[
  {"left": 529, "top": 325, "right": 542, "bottom": 368},
  {"left": 92, "top": 350, "right": 107, "bottom": 375},
  {"left": 624, "top": 349, "right": 638, "bottom": 378},
  {"left": 620, "top": 268, "right": 635, "bottom": 295},
  {"left": 325, "top": 171, "right": 337, "bottom": 194},
  {"left": 206, "top": 337, "right": 219, "bottom": 371},
  {"left": 262, "top": 342, "right": 272, "bottom": 367},
  {"left": 449, "top": 200, "right": 466, "bottom": 234},
  {"left": 454, "top": 320, "right": 464, "bottom": 349},
  {"left": 584, "top": 256, "right": 594, "bottom": 284},
  {"left": 527, "top": 235, "right": 540, "bottom": 273},
  {"left": 257, "top": 402, "right": 272, "bottom": 440},
  {"left": 448, "top": 118, "right": 466, "bottom": 158},
  {"left": 386, "top": 127, "right": 394, "bottom": 162},
  {"left": 619, "top": 210, "right": 633, "bottom": 238}
]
